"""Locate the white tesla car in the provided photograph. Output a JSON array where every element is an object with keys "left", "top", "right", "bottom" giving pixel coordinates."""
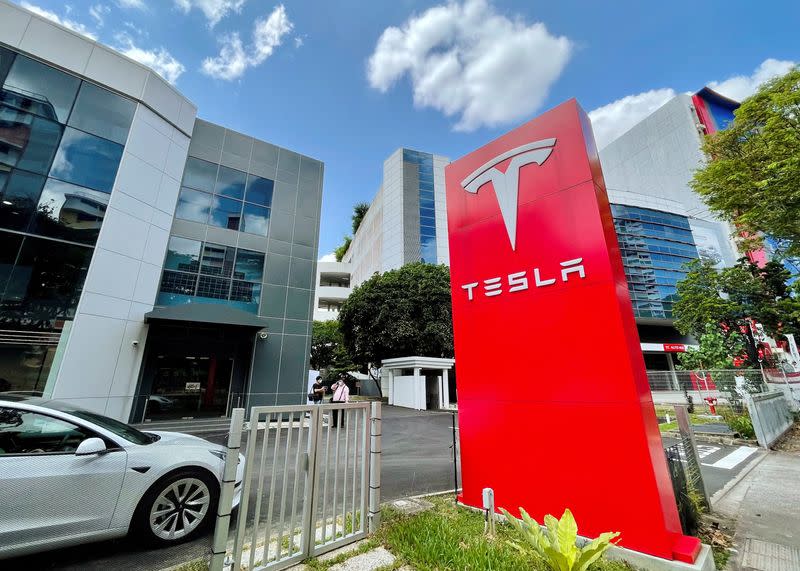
[{"left": 0, "top": 394, "right": 244, "bottom": 559}]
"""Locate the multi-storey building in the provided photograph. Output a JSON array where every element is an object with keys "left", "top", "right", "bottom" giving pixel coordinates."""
[
  {"left": 600, "top": 88, "right": 741, "bottom": 375},
  {"left": 342, "top": 148, "right": 449, "bottom": 287},
  {"left": 0, "top": 1, "right": 323, "bottom": 421}
]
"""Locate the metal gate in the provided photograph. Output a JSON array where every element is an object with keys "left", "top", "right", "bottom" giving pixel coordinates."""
[{"left": 211, "top": 402, "right": 381, "bottom": 571}]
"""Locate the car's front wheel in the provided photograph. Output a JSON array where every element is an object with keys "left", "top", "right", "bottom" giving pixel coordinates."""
[{"left": 133, "top": 470, "right": 219, "bottom": 545}]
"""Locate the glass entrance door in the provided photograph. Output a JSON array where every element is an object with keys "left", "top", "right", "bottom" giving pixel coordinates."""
[{"left": 146, "top": 354, "right": 233, "bottom": 420}]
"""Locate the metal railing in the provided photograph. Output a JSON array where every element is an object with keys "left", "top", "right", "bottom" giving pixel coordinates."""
[
  {"left": 211, "top": 402, "right": 379, "bottom": 571},
  {"left": 646, "top": 368, "right": 768, "bottom": 398}
]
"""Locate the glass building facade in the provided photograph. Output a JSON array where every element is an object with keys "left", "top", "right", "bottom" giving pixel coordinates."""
[
  {"left": 611, "top": 205, "right": 699, "bottom": 319},
  {"left": 0, "top": 45, "right": 134, "bottom": 393},
  {"left": 157, "top": 236, "right": 265, "bottom": 313},
  {"left": 175, "top": 157, "right": 273, "bottom": 236},
  {"left": 403, "top": 149, "right": 437, "bottom": 263}
]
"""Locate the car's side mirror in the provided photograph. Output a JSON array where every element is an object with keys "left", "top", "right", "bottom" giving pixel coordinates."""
[{"left": 75, "top": 437, "right": 107, "bottom": 456}]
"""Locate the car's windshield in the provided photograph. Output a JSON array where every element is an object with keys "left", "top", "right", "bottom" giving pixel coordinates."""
[{"left": 46, "top": 405, "right": 154, "bottom": 446}]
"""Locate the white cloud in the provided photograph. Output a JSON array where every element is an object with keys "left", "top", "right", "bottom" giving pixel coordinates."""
[
  {"left": 174, "top": 0, "right": 245, "bottom": 27},
  {"left": 201, "top": 4, "right": 293, "bottom": 81},
  {"left": 708, "top": 58, "right": 795, "bottom": 101},
  {"left": 21, "top": 2, "right": 97, "bottom": 39},
  {"left": 294, "top": 36, "right": 304, "bottom": 48},
  {"left": 366, "top": 0, "right": 572, "bottom": 132},
  {"left": 319, "top": 252, "right": 337, "bottom": 263},
  {"left": 118, "top": 0, "right": 146, "bottom": 8},
  {"left": 201, "top": 33, "right": 248, "bottom": 80},
  {"left": 115, "top": 35, "right": 185, "bottom": 84},
  {"left": 89, "top": 3, "right": 110, "bottom": 26},
  {"left": 588, "top": 88, "right": 676, "bottom": 150},
  {"left": 589, "top": 58, "right": 797, "bottom": 149}
]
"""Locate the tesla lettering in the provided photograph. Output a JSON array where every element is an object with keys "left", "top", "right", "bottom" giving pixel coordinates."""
[{"left": 460, "top": 258, "right": 586, "bottom": 301}]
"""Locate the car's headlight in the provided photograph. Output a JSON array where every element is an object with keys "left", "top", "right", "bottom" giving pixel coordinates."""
[{"left": 209, "top": 449, "right": 226, "bottom": 461}]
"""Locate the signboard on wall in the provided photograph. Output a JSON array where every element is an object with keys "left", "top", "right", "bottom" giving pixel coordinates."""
[{"left": 445, "top": 99, "right": 699, "bottom": 562}]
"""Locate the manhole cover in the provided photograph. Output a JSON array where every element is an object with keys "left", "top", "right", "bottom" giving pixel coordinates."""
[{"left": 742, "top": 538, "right": 800, "bottom": 570}]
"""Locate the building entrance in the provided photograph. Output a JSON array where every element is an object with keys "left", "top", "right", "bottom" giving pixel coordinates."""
[
  {"left": 147, "top": 354, "right": 234, "bottom": 420},
  {"left": 133, "top": 321, "right": 255, "bottom": 422}
]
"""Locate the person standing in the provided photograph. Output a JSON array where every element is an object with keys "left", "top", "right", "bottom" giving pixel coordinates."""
[
  {"left": 330, "top": 376, "right": 350, "bottom": 428},
  {"left": 310, "top": 376, "right": 325, "bottom": 404}
]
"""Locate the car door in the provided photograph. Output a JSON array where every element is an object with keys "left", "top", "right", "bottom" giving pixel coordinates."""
[{"left": 0, "top": 406, "right": 128, "bottom": 550}]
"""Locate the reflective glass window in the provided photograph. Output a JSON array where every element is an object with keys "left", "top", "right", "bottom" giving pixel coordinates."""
[
  {"left": 200, "top": 243, "right": 235, "bottom": 277},
  {"left": 245, "top": 175, "right": 274, "bottom": 206},
  {"left": 0, "top": 105, "right": 63, "bottom": 175},
  {"left": 181, "top": 157, "right": 217, "bottom": 193},
  {"left": 0, "top": 47, "right": 14, "bottom": 85},
  {"left": 214, "top": 166, "right": 246, "bottom": 200},
  {"left": 30, "top": 179, "right": 109, "bottom": 245},
  {"left": 2, "top": 55, "right": 80, "bottom": 122},
  {"left": 233, "top": 249, "right": 264, "bottom": 282},
  {"left": 175, "top": 187, "right": 212, "bottom": 224},
  {"left": 0, "top": 167, "right": 45, "bottom": 231},
  {"left": 2, "top": 235, "right": 93, "bottom": 328},
  {"left": 230, "top": 281, "right": 261, "bottom": 312},
  {"left": 49, "top": 127, "right": 123, "bottom": 193},
  {"left": 241, "top": 203, "right": 269, "bottom": 236},
  {"left": 208, "top": 196, "right": 242, "bottom": 230},
  {"left": 158, "top": 270, "right": 197, "bottom": 296},
  {"left": 68, "top": 83, "right": 135, "bottom": 145},
  {"left": 420, "top": 234, "right": 437, "bottom": 263},
  {"left": 420, "top": 226, "right": 436, "bottom": 237},
  {"left": 0, "top": 230, "right": 22, "bottom": 294},
  {"left": 164, "top": 236, "right": 201, "bottom": 273},
  {"left": 197, "top": 275, "right": 230, "bottom": 300}
]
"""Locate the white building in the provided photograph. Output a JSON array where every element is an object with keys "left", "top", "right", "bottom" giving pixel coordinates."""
[
  {"left": 343, "top": 148, "right": 450, "bottom": 287},
  {"left": 313, "top": 148, "right": 449, "bottom": 321},
  {"left": 313, "top": 261, "right": 351, "bottom": 321},
  {"left": 0, "top": 1, "right": 323, "bottom": 421}
]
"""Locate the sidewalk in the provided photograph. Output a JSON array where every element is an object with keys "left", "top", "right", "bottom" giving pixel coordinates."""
[{"left": 714, "top": 451, "right": 800, "bottom": 570}]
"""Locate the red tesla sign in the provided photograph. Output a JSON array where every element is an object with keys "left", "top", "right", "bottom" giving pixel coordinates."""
[{"left": 445, "top": 100, "right": 700, "bottom": 562}]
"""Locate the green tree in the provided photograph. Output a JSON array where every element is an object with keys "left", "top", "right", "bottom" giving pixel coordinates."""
[
  {"left": 338, "top": 263, "right": 453, "bottom": 368},
  {"left": 310, "top": 320, "right": 355, "bottom": 379},
  {"left": 334, "top": 236, "right": 352, "bottom": 262},
  {"left": 674, "top": 257, "right": 800, "bottom": 366},
  {"left": 351, "top": 202, "right": 370, "bottom": 234},
  {"left": 673, "top": 259, "right": 738, "bottom": 339},
  {"left": 677, "top": 323, "right": 743, "bottom": 370},
  {"left": 691, "top": 68, "right": 800, "bottom": 256}
]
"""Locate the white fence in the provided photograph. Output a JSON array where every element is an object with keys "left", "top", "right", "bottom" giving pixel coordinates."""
[
  {"left": 211, "top": 402, "right": 381, "bottom": 571},
  {"left": 747, "top": 392, "right": 793, "bottom": 448}
]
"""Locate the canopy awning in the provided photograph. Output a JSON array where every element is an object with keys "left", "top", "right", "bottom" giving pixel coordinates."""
[{"left": 144, "top": 304, "right": 270, "bottom": 329}]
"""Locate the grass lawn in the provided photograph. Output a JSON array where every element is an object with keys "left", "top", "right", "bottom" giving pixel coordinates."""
[
  {"left": 654, "top": 405, "right": 720, "bottom": 433},
  {"left": 376, "top": 495, "right": 633, "bottom": 571}
]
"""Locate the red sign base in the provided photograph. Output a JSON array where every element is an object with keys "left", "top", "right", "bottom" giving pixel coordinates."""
[{"left": 446, "top": 99, "right": 699, "bottom": 562}]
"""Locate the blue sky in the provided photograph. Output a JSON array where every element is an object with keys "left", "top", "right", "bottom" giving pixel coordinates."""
[{"left": 14, "top": 0, "right": 799, "bottom": 258}]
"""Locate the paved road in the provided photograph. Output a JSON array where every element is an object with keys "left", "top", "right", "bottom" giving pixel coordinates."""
[
  {"left": 6, "top": 408, "right": 760, "bottom": 570},
  {"left": 662, "top": 435, "right": 761, "bottom": 497}
]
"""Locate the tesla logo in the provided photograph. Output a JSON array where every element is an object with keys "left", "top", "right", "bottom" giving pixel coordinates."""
[
  {"left": 460, "top": 258, "right": 586, "bottom": 301},
  {"left": 461, "top": 138, "right": 556, "bottom": 250}
]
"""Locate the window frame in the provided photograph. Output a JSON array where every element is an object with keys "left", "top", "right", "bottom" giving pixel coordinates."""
[{"left": 0, "top": 406, "right": 119, "bottom": 457}]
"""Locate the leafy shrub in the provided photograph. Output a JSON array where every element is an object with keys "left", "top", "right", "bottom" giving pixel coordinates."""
[
  {"left": 720, "top": 409, "right": 756, "bottom": 438},
  {"left": 501, "top": 507, "right": 620, "bottom": 571}
]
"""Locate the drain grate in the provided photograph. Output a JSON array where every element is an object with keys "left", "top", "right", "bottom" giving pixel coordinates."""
[{"left": 742, "top": 538, "right": 800, "bottom": 571}]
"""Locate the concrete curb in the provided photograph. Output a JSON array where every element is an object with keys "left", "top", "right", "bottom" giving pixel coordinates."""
[{"left": 710, "top": 449, "right": 769, "bottom": 507}]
